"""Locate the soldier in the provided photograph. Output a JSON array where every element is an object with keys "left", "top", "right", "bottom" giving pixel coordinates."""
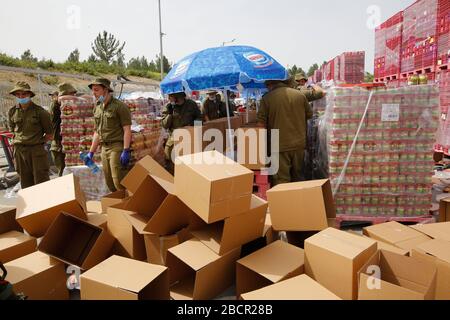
[
  {"left": 202, "top": 90, "right": 224, "bottom": 122},
  {"left": 294, "top": 73, "right": 326, "bottom": 102},
  {"left": 49, "top": 83, "right": 77, "bottom": 177},
  {"left": 257, "top": 80, "right": 313, "bottom": 186},
  {"left": 161, "top": 91, "right": 202, "bottom": 173},
  {"left": 8, "top": 82, "right": 53, "bottom": 189},
  {"left": 85, "top": 78, "right": 132, "bottom": 192}
]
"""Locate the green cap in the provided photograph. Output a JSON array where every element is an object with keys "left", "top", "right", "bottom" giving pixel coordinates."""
[
  {"left": 88, "top": 78, "right": 114, "bottom": 92},
  {"left": 9, "top": 81, "right": 35, "bottom": 97},
  {"left": 295, "top": 73, "right": 308, "bottom": 82}
]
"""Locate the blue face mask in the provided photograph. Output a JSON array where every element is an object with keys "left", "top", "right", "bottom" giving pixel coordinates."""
[
  {"left": 16, "top": 97, "right": 31, "bottom": 105},
  {"left": 98, "top": 96, "right": 105, "bottom": 103}
]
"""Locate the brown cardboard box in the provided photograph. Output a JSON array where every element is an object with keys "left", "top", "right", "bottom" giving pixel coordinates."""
[
  {"left": 347, "top": 231, "right": 409, "bottom": 256},
  {"left": 411, "top": 239, "right": 450, "bottom": 300},
  {"left": 166, "top": 238, "right": 240, "bottom": 300},
  {"left": 439, "top": 198, "right": 450, "bottom": 222},
  {"left": 80, "top": 255, "right": 170, "bottom": 300},
  {"left": 101, "top": 190, "right": 128, "bottom": 214},
  {"left": 358, "top": 250, "right": 437, "bottom": 300},
  {"left": 0, "top": 207, "right": 22, "bottom": 234},
  {"left": 144, "top": 228, "right": 193, "bottom": 266},
  {"left": 0, "top": 231, "right": 37, "bottom": 263},
  {"left": 235, "top": 128, "right": 268, "bottom": 170},
  {"left": 191, "top": 195, "right": 267, "bottom": 255},
  {"left": 410, "top": 222, "right": 450, "bottom": 242},
  {"left": 363, "top": 221, "right": 431, "bottom": 251},
  {"left": 5, "top": 251, "right": 69, "bottom": 300},
  {"left": 240, "top": 274, "right": 341, "bottom": 300},
  {"left": 38, "top": 212, "right": 115, "bottom": 270},
  {"left": 305, "top": 227, "right": 377, "bottom": 300},
  {"left": 267, "top": 179, "right": 336, "bottom": 232},
  {"left": 107, "top": 206, "right": 148, "bottom": 261},
  {"left": 175, "top": 151, "right": 254, "bottom": 224},
  {"left": 236, "top": 240, "right": 305, "bottom": 297},
  {"left": 15, "top": 174, "right": 87, "bottom": 237}
]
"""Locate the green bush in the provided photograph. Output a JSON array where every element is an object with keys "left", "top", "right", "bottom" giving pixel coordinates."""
[{"left": 42, "top": 75, "right": 59, "bottom": 85}]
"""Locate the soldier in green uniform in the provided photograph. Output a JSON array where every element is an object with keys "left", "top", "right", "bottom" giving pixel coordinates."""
[
  {"left": 49, "top": 83, "right": 77, "bottom": 177},
  {"left": 202, "top": 90, "right": 224, "bottom": 122},
  {"left": 85, "top": 78, "right": 132, "bottom": 192},
  {"left": 293, "top": 73, "right": 326, "bottom": 102},
  {"left": 161, "top": 92, "right": 202, "bottom": 173},
  {"left": 8, "top": 82, "right": 53, "bottom": 189},
  {"left": 257, "top": 80, "right": 313, "bottom": 186}
]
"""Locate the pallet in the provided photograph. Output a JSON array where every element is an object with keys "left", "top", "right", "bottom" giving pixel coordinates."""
[
  {"left": 252, "top": 170, "right": 270, "bottom": 200},
  {"left": 335, "top": 214, "right": 436, "bottom": 229},
  {"left": 400, "top": 66, "right": 437, "bottom": 79}
]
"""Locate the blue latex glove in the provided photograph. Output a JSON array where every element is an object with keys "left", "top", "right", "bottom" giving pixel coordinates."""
[
  {"left": 84, "top": 152, "right": 94, "bottom": 166},
  {"left": 120, "top": 149, "right": 131, "bottom": 167}
]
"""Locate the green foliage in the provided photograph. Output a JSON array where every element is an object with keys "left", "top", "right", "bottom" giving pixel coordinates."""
[
  {"left": 307, "top": 63, "right": 319, "bottom": 77},
  {"left": 91, "top": 31, "right": 126, "bottom": 64},
  {"left": 42, "top": 75, "right": 59, "bottom": 85},
  {"left": 67, "top": 49, "right": 80, "bottom": 63},
  {"left": 364, "top": 72, "right": 374, "bottom": 83}
]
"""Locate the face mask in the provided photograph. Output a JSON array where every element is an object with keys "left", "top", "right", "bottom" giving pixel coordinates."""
[
  {"left": 208, "top": 96, "right": 216, "bottom": 101},
  {"left": 17, "top": 97, "right": 31, "bottom": 105},
  {"left": 98, "top": 96, "right": 105, "bottom": 103}
]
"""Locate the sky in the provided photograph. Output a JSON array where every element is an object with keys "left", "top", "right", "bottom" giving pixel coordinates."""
[{"left": 0, "top": 0, "right": 414, "bottom": 74}]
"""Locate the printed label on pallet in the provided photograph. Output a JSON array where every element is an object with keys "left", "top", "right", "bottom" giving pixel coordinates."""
[{"left": 381, "top": 104, "right": 400, "bottom": 122}]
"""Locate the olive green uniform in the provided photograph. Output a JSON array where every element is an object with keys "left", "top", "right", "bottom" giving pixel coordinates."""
[
  {"left": 257, "top": 83, "right": 312, "bottom": 186},
  {"left": 297, "top": 85, "right": 325, "bottom": 102},
  {"left": 202, "top": 99, "right": 223, "bottom": 121},
  {"left": 8, "top": 103, "right": 53, "bottom": 189},
  {"left": 94, "top": 97, "right": 132, "bottom": 192},
  {"left": 161, "top": 99, "right": 202, "bottom": 172},
  {"left": 49, "top": 101, "right": 65, "bottom": 176}
]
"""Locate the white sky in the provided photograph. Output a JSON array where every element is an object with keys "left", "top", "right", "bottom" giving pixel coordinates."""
[{"left": 0, "top": 0, "right": 414, "bottom": 73}]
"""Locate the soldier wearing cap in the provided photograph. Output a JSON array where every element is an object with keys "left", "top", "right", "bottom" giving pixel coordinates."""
[
  {"left": 161, "top": 91, "right": 202, "bottom": 173},
  {"left": 257, "top": 80, "right": 312, "bottom": 186},
  {"left": 202, "top": 90, "right": 224, "bottom": 122},
  {"left": 8, "top": 81, "right": 53, "bottom": 188},
  {"left": 293, "top": 73, "right": 326, "bottom": 102},
  {"left": 85, "top": 78, "right": 132, "bottom": 192},
  {"left": 49, "top": 83, "right": 77, "bottom": 177}
]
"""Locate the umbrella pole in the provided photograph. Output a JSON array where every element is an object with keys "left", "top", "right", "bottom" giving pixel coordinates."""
[{"left": 223, "top": 89, "right": 234, "bottom": 159}]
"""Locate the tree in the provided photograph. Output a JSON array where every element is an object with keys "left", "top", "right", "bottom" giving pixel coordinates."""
[
  {"left": 307, "top": 63, "right": 319, "bottom": 77},
  {"left": 154, "top": 54, "right": 171, "bottom": 73},
  {"left": 87, "top": 54, "right": 97, "bottom": 63},
  {"left": 364, "top": 72, "right": 374, "bottom": 83},
  {"left": 91, "top": 31, "right": 126, "bottom": 64},
  {"left": 21, "top": 49, "right": 38, "bottom": 62},
  {"left": 67, "top": 49, "right": 80, "bottom": 63}
]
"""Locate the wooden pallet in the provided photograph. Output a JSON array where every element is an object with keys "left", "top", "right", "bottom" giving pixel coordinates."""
[{"left": 335, "top": 214, "right": 436, "bottom": 229}]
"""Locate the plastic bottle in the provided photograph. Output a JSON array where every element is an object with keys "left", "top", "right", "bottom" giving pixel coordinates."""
[{"left": 79, "top": 152, "right": 100, "bottom": 174}]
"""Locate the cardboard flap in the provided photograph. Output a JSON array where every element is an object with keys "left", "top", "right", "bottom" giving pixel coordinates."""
[
  {"left": 238, "top": 241, "right": 304, "bottom": 283},
  {"left": 126, "top": 214, "right": 151, "bottom": 235},
  {"left": 124, "top": 176, "right": 168, "bottom": 217},
  {"left": 411, "top": 222, "right": 450, "bottom": 242},
  {"left": 191, "top": 223, "right": 224, "bottom": 254},
  {"left": 416, "top": 239, "right": 450, "bottom": 264},
  {"left": 168, "top": 239, "right": 219, "bottom": 271},
  {"left": 81, "top": 255, "right": 167, "bottom": 293},
  {"left": 364, "top": 222, "right": 428, "bottom": 245},
  {"left": 269, "top": 179, "right": 329, "bottom": 192}
]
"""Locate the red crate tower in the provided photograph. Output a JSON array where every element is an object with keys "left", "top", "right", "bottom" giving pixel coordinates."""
[
  {"left": 340, "top": 52, "right": 365, "bottom": 84},
  {"left": 385, "top": 12, "right": 404, "bottom": 81},
  {"left": 374, "top": 22, "right": 387, "bottom": 82},
  {"left": 437, "top": 0, "right": 450, "bottom": 68}
]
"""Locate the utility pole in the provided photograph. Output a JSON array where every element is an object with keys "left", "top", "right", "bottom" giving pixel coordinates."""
[{"left": 158, "top": 0, "right": 164, "bottom": 81}]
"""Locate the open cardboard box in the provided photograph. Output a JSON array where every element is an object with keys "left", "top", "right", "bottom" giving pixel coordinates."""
[
  {"left": 411, "top": 239, "right": 450, "bottom": 300},
  {"left": 190, "top": 195, "right": 267, "bottom": 255},
  {"left": 80, "top": 255, "right": 170, "bottom": 300},
  {"left": 240, "top": 274, "right": 341, "bottom": 300},
  {"left": 15, "top": 174, "right": 87, "bottom": 237},
  {"left": 358, "top": 249, "right": 437, "bottom": 300},
  {"left": 363, "top": 221, "right": 431, "bottom": 251},
  {"left": 38, "top": 212, "right": 115, "bottom": 270},
  {"left": 267, "top": 179, "right": 336, "bottom": 231},
  {"left": 236, "top": 240, "right": 305, "bottom": 297},
  {"left": 305, "top": 227, "right": 377, "bottom": 300},
  {"left": 410, "top": 222, "right": 450, "bottom": 242},
  {"left": 175, "top": 151, "right": 254, "bottom": 224},
  {"left": 5, "top": 251, "right": 69, "bottom": 300},
  {"left": 166, "top": 238, "right": 240, "bottom": 300},
  {"left": 439, "top": 198, "right": 450, "bottom": 222}
]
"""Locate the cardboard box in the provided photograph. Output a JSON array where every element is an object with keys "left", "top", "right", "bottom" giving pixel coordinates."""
[
  {"left": 236, "top": 240, "right": 305, "bottom": 297},
  {"left": 267, "top": 179, "right": 336, "bottom": 232},
  {"left": 347, "top": 231, "right": 409, "bottom": 256},
  {"left": 101, "top": 190, "right": 128, "bottom": 214},
  {"left": 144, "top": 228, "right": 193, "bottom": 266},
  {"left": 175, "top": 151, "right": 254, "bottom": 224},
  {"left": 166, "top": 238, "right": 240, "bottom": 300},
  {"left": 191, "top": 195, "right": 267, "bottom": 255},
  {"left": 439, "top": 198, "right": 450, "bottom": 222},
  {"left": 15, "top": 174, "right": 87, "bottom": 237},
  {"left": 0, "top": 207, "right": 22, "bottom": 234},
  {"left": 5, "top": 251, "right": 69, "bottom": 300},
  {"left": 305, "top": 227, "right": 377, "bottom": 300},
  {"left": 410, "top": 222, "right": 450, "bottom": 242},
  {"left": 107, "top": 207, "right": 148, "bottom": 261},
  {"left": 80, "top": 255, "right": 170, "bottom": 300},
  {"left": 240, "top": 274, "right": 341, "bottom": 300},
  {"left": 0, "top": 231, "right": 37, "bottom": 263},
  {"left": 411, "top": 239, "right": 450, "bottom": 300},
  {"left": 38, "top": 212, "right": 115, "bottom": 270},
  {"left": 358, "top": 250, "right": 437, "bottom": 300},
  {"left": 363, "top": 221, "right": 431, "bottom": 251},
  {"left": 235, "top": 128, "right": 268, "bottom": 170}
]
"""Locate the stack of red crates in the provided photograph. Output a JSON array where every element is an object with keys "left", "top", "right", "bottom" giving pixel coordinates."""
[
  {"left": 374, "top": 22, "right": 387, "bottom": 80},
  {"left": 313, "top": 69, "right": 322, "bottom": 83},
  {"left": 437, "top": 0, "right": 450, "bottom": 67},
  {"left": 325, "top": 59, "right": 335, "bottom": 81},
  {"left": 385, "top": 12, "right": 404, "bottom": 80},
  {"left": 339, "top": 52, "right": 365, "bottom": 84}
]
